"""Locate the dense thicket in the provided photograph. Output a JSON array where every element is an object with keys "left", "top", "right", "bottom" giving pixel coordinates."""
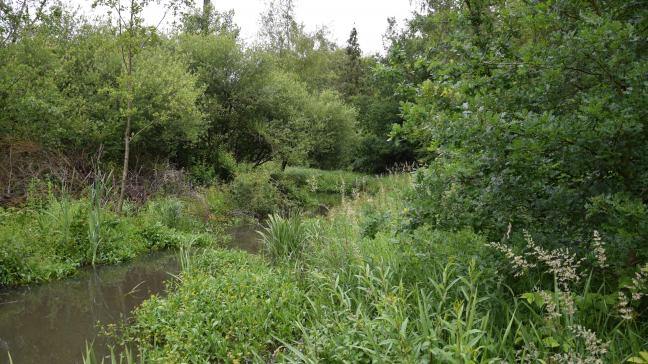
[
  {"left": 2, "top": 0, "right": 647, "bottom": 275},
  {"left": 3, "top": 0, "right": 648, "bottom": 362},
  {"left": 388, "top": 0, "right": 648, "bottom": 274}
]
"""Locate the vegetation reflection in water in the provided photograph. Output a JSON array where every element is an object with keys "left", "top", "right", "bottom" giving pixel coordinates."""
[
  {"left": 0, "top": 251, "right": 178, "bottom": 364},
  {"left": 0, "top": 222, "right": 265, "bottom": 364}
]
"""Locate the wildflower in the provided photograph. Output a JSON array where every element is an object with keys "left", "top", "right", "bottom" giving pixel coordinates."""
[
  {"left": 560, "top": 290, "right": 576, "bottom": 317},
  {"left": 571, "top": 325, "right": 609, "bottom": 359},
  {"left": 307, "top": 175, "right": 319, "bottom": 192},
  {"left": 617, "top": 291, "right": 633, "bottom": 320},
  {"left": 515, "top": 342, "right": 539, "bottom": 363},
  {"left": 488, "top": 241, "right": 535, "bottom": 277},
  {"left": 538, "top": 290, "right": 561, "bottom": 320},
  {"left": 549, "top": 326, "right": 609, "bottom": 364},
  {"left": 591, "top": 231, "right": 607, "bottom": 268},
  {"left": 505, "top": 222, "right": 512, "bottom": 240},
  {"left": 524, "top": 230, "right": 583, "bottom": 290},
  {"left": 617, "top": 262, "right": 648, "bottom": 320}
]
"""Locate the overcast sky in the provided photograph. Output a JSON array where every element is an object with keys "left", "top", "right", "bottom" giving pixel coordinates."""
[{"left": 70, "top": 0, "right": 416, "bottom": 54}]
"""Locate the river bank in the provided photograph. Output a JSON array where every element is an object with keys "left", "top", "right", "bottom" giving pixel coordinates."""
[{"left": 0, "top": 167, "right": 374, "bottom": 288}]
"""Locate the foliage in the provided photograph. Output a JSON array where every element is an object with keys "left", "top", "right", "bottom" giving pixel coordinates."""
[
  {"left": 0, "top": 191, "right": 213, "bottom": 287},
  {"left": 259, "top": 214, "right": 306, "bottom": 261},
  {"left": 389, "top": 0, "right": 648, "bottom": 274},
  {"left": 3, "top": 1, "right": 648, "bottom": 362},
  {"left": 121, "top": 249, "right": 306, "bottom": 363}
]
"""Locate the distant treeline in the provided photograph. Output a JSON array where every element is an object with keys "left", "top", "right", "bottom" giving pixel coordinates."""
[{"left": 0, "top": 0, "right": 414, "bottom": 205}]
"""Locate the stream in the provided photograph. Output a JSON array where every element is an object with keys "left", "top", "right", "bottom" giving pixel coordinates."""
[{"left": 0, "top": 224, "right": 261, "bottom": 364}]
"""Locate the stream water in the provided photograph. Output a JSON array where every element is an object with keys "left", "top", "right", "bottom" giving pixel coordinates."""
[{"left": 0, "top": 224, "right": 261, "bottom": 364}]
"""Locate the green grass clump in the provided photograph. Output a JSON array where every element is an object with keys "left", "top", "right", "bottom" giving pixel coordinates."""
[
  {"left": 259, "top": 214, "right": 306, "bottom": 261},
  {"left": 284, "top": 166, "right": 376, "bottom": 195},
  {"left": 121, "top": 249, "right": 306, "bottom": 363}
]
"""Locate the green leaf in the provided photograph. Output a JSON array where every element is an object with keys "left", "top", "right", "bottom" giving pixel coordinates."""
[
  {"left": 521, "top": 292, "right": 535, "bottom": 304},
  {"left": 542, "top": 337, "right": 560, "bottom": 348}
]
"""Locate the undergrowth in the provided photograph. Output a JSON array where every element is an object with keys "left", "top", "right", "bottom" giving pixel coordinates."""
[{"left": 92, "top": 173, "right": 648, "bottom": 363}]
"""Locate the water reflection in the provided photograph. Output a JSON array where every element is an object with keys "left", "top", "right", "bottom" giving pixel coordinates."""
[
  {"left": 0, "top": 252, "right": 179, "bottom": 364},
  {"left": 226, "top": 223, "right": 262, "bottom": 254},
  {"left": 0, "top": 224, "right": 263, "bottom": 364}
]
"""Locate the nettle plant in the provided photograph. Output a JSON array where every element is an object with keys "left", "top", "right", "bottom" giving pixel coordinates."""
[{"left": 489, "top": 228, "right": 647, "bottom": 363}]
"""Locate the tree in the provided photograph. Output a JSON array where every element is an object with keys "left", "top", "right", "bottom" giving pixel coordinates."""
[
  {"left": 175, "top": 33, "right": 270, "bottom": 170},
  {"left": 259, "top": 0, "right": 298, "bottom": 54},
  {"left": 93, "top": 0, "right": 193, "bottom": 212},
  {"left": 258, "top": 71, "right": 313, "bottom": 170},
  {"left": 308, "top": 90, "right": 358, "bottom": 169},
  {"left": 179, "top": 3, "right": 239, "bottom": 36},
  {"left": 0, "top": 0, "right": 49, "bottom": 45},
  {"left": 343, "top": 27, "right": 361, "bottom": 97},
  {"left": 391, "top": 0, "right": 648, "bottom": 267}
]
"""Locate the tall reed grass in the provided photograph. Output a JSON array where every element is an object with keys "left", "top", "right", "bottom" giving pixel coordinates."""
[{"left": 259, "top": 214, "right": 306, "bottom": 261}]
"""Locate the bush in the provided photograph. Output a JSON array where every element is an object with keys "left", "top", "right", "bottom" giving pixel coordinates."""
[
  {"left": 0, "top": 193, "right": 214, "bottom": 287},
  {"left": 123, "top": 249, "right": 306, "bottom": 363},
  {"left": 189, "top": 149, "right": 238, "bottom": 185},
  {"left": 228, "top": 170, "right": 281, "bottom": 218}
]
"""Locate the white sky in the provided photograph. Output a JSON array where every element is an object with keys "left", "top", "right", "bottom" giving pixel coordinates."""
[{"left": 69, "top": 0, "right": 416, "bottom": 54}]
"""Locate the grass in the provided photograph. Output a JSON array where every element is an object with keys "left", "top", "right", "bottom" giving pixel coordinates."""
[
  {"left": 6, "top": 168, "right": 646, "bottom": 362},
  {"left": 0, "top": 193, "right": 216, "bottom": 287},
  {"left": 259, "top": 214, "right": 306, "bottom": 261},
  {"left": 118, "top": 249, "right": 306, "bottom": 363},
  {"left": 0, "top": 167, "right": 361, "bottom": 287}
]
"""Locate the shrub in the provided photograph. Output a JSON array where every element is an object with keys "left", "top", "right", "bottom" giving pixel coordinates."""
[
  {"left": 123, "top": 249, "right": 306, "bottom": 363},
  {"left": 0, "top": 193, "right": 213, "bottom": 287},
  {"left": 140, "top": 197, "right": 201, "bottom": 232},
  {"left": 228, "top": 170, "right": 281, "bottom": 218}
]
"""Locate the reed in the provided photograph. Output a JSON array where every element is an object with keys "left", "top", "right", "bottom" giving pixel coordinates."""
[{"left": 258, "top": 214, "right": 306, "bottom": 261}]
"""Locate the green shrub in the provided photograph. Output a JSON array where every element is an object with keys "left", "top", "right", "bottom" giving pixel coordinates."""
[
  {"left": 123, "top": 249, "right": 306, "bottom": 363},
  {"left": 284, "top": 167, "right": 373, "bottom": 194},
  {"left": 140, "top": 197, "right": 202, "bottom": 232},
  {"left": 202, "top": 186, "right": 231, "bottom": 218},
  {"left": 228, "top": 170, "right": 281, "bottom": 218},
  {"left": 138, "top": 221, "right": 213, "bottom": 250},
  {"left": 0, "top": 193, "right": 214, "bottom": 286}
]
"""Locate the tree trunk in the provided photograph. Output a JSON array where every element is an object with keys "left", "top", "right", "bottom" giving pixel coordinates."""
[
  {"left": 117, "top": 41, "right": 134, "bottom": 213},
  {"left": 117, "top": 108, "right": 131, "bottom": 213},
  {"left": 117, "top": 95, "right": 132, "bottom": 213}
]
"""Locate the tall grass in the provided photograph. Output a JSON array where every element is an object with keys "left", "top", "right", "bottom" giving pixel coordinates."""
[
  {"left": 259, "top": 214, "right": 306, "bottom": 261},
  {"left": 82, "top": 341, "right": 145, "bottom": 364},
  {"left": 87, "top": 171, "right": 113, "bottom": 266}
]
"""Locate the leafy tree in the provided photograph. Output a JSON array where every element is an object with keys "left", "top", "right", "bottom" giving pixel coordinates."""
[
  {"left": 342, "top": 27, "right": 361, "bottom": 97},
  {"left": 308, "top": 90, "right": 358, "bottom": 170},
  {"left": 0, "top": 0, "right": 49, "bottom": 45},
  {"left": 257, "top": 71, "right": 313, "bottom": 170},
  {"left": 175, "top": 33, "right": 274, "bottom": 169},
  {"left": 178, "top": 4, "right": 239, "bottom": 36},
  {"left": 391, "top": 0, "right": 648, "bottom": 268},
  {"left": 259, "top": 0, "right": 299, "bottom": 54},
  {"left": 92, "top": 0, "right": 192, "bottom": 212}
]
